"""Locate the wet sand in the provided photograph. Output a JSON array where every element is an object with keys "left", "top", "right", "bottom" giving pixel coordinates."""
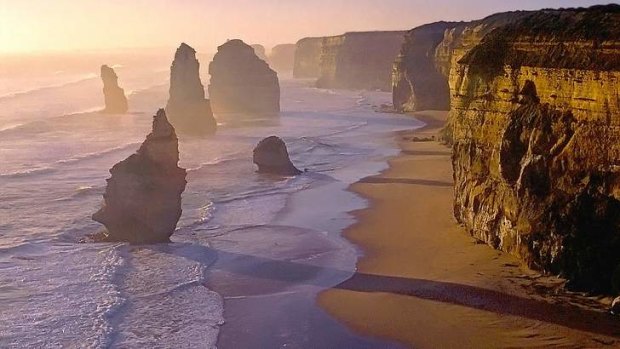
[{"left": 319, "top": 111, "right": 620, "bottom": 348}]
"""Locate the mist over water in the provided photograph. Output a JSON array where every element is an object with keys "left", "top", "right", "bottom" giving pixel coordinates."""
[{"left": 0, "top": 53, "right": 420, "bottom": 347}]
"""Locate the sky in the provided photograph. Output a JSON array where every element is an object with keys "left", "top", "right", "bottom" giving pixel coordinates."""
[{"left": 0, "top": 0, "right": 615, "bottom": 54}]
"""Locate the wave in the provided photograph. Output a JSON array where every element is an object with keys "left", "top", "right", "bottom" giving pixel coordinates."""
[
  {"left": 0, "top": 142, "right": 140, "bottom": 179},
  {"left": 0, "top": 73, "right": 99, "bottom": 100}
]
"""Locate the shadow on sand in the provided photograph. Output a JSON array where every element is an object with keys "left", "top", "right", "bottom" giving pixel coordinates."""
[{"left": 150, "top": 242, "right": 620, "bottom": 339}]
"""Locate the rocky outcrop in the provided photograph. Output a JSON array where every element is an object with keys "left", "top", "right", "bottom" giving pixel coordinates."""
[
  {"left": 448, "top": 5, "right": 620, "bottom": 292},
  {"left": 101, "top": 65, "right": 128, "bottom": 114},
  {"left": 208, "top": 39, "right": 280, "bottom": 115},
  {"left": 293, "top": 37, "right": 322, "bottom": 78},
  {"left": 253, "top": 136, "right": 301, "bottom": 176},
  {"left": 166, "top": 43, "right": 217, "bottom": 135},
  {"left": 317, "top": 31, "right": 405, "bottom": 91},
  {"left": 393, "top": 12, "right": 530, "bottom": 112},
  {"left": 251, "top": 44, "right": 268, "bottom": 61},
  {"left": 269, "top": 44, "right": 296, "bottom": 73},
  {"left": 93, "top": 109, "right": 187, "bottom": 244}
]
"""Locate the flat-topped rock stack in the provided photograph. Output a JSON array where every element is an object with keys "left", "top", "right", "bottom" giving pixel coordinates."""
[{"left": 208, "top": 39, "right": 280, "bottom": 115}]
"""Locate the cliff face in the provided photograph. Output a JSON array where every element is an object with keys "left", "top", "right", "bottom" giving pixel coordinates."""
[
  {"left": 393, "top": 12, "right": 529, "bottom": 112},
  {"left": 392, "top": 22, "right": 457, "bottom": 112},
  {"left": 293, "top": 37, "right": 322, "bottom": 78},
  {"left": 208, "top": 39, "right": 280, "bottom": 114},
  {"left": 316, "top": 31, "right": 405, "bottom": 91},
  {"left": 101, "top": 65, "right": 128, "bottom": 114},
  {"left": 166, "top": 43, "right": 217, "bottom": 135},
  {"left": 449, "top": 5, "right": 620, "bottom": 291},
  {"left": 269, "top": 44, "right": 296, "bottom": 73},
  {"left": 93, "top": 109, "right": 187, "bottom": 244}
]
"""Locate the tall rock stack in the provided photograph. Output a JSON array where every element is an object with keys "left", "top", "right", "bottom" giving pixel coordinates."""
[
  {"left": 166, "top": 43, "right": 217, "bottom": 135},
  {"left": 92, "top": 109, "right": 187, "bottom": 244},
  {"left": 448, "top": 5, "right": 620, "bottom": 292},
  {"left": 208, "top": 39, "right": 280, "bottom": 115},
  {"left": 101, "top": 65, "right": 128, "bottom": 114}
]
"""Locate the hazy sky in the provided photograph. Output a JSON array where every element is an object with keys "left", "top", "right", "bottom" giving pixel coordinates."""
[{"left": 0, "top": 0, "right": 615, "bottom": 54}]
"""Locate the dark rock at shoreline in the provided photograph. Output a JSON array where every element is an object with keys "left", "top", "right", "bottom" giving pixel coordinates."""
[
  {"left": 166, "top": 43, "right": 217, "bottom": 135},
  {"left": 208, "top": 39, "right": 280, "bottom": 115},
  {"left": 612, "top": 297, "right": 620, "bottom": 315},
  {"left": 101, "top": 65, "right": 128, "bottom": 114},
  {"left": 92, "top": 109, "right": 187, "bottom": 243},
  {"left": 253, "top": 136, "right": 301, "bottom": 176}
]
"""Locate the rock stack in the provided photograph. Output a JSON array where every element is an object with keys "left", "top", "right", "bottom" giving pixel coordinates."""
[
  {"left": 253, "top": 136, "right": 301, "bottom": 176},
  {"left": 269, "top": 44, "right": 296, "bottom": 73},
  {"left": 92, "top": 109, "right": 187, "bottom": 244},
  {"left": 208, "top": 39, "right": 280, "bottom": 115},
  {"left": 166, "top": 43, "right": 217, "bottom": 135},
  {"left": 101, "top": 65, "right": 128, "bottom": 114}
]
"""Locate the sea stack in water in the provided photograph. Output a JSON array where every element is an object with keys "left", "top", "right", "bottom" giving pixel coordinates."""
[
  {"left": 208, "top": 40, "right": 280, "bottom": 115},
  {"left": 166, "top": 43, "right": 217, "bottom": 135},
  {"left": 101, "top": 65, "right": 128, "bottom": 114},
  {"left": 253, "top": 136, "right": 301, "bottom": 176},
  {"left": 92, "top": 109, "right": 187, "bottom": 244}
]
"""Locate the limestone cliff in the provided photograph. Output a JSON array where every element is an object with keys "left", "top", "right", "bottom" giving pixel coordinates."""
[
  {"left": 316, "top": 31, "right": 405, "bottom": 91},
  {"left": 393, "top": 12, "right": 529, "bottom": 112},
  {"left": 166, "top": 43, "right": 217, "bottom": 135},
  {"left": 448, "top": 5, "right": 620, "bottom": 292},
  {"left": 93, "top": 109, "right": 187, "bottom": 244},
  {"left": 101, "top": 65, "right": 128, "bottom": 114},
  {"left": 293, "top": 37, "right": 323, "bottom": 78},
  {"left": 269, "top": 44, "right": 296, "bottom": 73},
  {"left": 208, "top": 39, "right": 280, "bottom": 114}
]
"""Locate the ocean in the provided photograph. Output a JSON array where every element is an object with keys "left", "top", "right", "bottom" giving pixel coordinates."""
[{"left": 0, "top": 52, "right": 420, "bottom": 348}]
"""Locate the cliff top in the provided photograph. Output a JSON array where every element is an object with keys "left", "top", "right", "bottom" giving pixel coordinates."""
[{"left": 461, "top": 4, "right": 620, "bottom": 76}]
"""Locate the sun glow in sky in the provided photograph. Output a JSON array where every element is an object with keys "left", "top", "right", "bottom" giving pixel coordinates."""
[{"left": 0, "top": 0, "right": 613, "bottom": 54}]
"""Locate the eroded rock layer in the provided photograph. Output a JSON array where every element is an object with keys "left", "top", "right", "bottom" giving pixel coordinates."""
[
  {"left": 317, "top": 31, "right": 406, "bottom": 91},
  {"left": 393, "top": 12, "right": 530, "bottom": 112},
  {"left": 448, "top": 5, "right": 620, "bottom": 291},
  {"left": 166, "top": 43, "right": 217, "bottom": 135},
  {"left": 101, "top": 65, "right": 128, "bottom": 114},
  {"left": 293, "top": 37, "right": 323, "bottom": 78},
  {"left": 208, "top": 39, "right": 280, "bottom": 114},
  {"left": 93, "top": 109, "right": 187, "bottom": 244}
]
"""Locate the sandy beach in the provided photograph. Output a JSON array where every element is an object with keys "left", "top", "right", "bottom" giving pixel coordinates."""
[{"left": 319, "top": 111, "right": 620, "bottom": 348}]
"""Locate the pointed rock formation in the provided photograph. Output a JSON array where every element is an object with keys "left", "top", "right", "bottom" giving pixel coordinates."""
[
  {"left": 208, "top": 40, "right": 280, "bottom": 115},
  {"left": 92, "top": 109, "right": 187, "bottom": 244},
  {"left": 101, "top": 65, "right": 128, "bottom": 114},
  {"left": 253, "top": 136, "right": 301, "bottom": 176},
  {"left": 166, "top": 43, "right": 217, "bottom": 135}
]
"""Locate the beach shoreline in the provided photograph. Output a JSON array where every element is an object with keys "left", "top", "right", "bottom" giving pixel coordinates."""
[{"left": 318, "top": 111, "right": 620, "bottom": 348}]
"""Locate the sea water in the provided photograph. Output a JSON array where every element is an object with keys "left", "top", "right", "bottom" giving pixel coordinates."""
[{"left": 0, "top": 52, "right": 421, "bottom": 348}]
